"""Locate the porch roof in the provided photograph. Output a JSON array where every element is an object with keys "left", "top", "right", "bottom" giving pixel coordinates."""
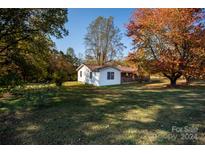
[{"left": 117, "top": 66, "right": 137, "bottom": 73}]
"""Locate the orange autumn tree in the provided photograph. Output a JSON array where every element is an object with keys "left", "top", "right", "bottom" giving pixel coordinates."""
[{"left": 127, "top": 8, "right": 205, "bottom": 87}]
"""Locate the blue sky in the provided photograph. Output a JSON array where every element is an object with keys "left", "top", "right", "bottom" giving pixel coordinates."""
[{"left": 52, "top": 8, "right": 135, "bottom": 58}]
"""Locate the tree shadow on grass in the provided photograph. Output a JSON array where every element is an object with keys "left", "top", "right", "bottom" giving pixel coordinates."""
[{"left": 0, "top": 83, "right": 205, "bottom": 144}]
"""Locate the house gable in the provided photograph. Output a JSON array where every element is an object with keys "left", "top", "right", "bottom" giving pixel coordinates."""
[{"left": 77, "top": 64, "right": 100, "bottom": 86}]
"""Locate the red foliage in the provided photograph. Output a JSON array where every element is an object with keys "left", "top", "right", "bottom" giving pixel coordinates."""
[{"left": 127, "top": 9, "right": 205, "bottom": 86}]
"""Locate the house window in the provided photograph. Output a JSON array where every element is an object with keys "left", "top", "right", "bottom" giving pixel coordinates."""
[
  {"left": 90, "top": 72, "right": 92, "bottom": 79},
  {"left": 107, "top": 72, "right": 114, "bottom": 80},
  {"left": 80, "top": 71, "right": 82, "bottom": 77}
]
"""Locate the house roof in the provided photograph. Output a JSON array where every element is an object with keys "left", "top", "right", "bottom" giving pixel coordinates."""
[
  {"left": 117, "top": 66, "right": 137, "bottom": 73},
  {"left": 86, "top": 65, "right": 108, "bottom": 71},
  {"left": 76, "top": 63, "right": 137, "bottom": 73}
]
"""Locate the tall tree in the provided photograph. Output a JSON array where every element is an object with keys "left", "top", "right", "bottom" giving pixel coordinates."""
[
  {"left": 48, "top": 50, "right": 73, "bottom": 86},
  {"left": 66, "top": 47, "right": 81, "bottom": 67},
  {"left": 0, "top": 9, "right": 69, "bottom": 86},
  {"left": 84, "top": 16, "right": 125, "bottom": 65},
  {"left": 127, "top": 9, "right": 205, "bottom": 86}
]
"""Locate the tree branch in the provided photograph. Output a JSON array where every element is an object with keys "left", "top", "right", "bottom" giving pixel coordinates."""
[{"left": 0, "top": 35, "right": 30, "bottom": 53}]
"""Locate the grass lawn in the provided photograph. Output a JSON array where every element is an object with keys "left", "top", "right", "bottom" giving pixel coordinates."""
[{"left": 0, "top": 79, "right": 205, "bottom": 144}]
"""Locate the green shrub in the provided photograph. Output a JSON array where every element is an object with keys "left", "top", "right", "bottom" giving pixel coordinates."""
[
  {"left": 71, "top": 73, "right": 77, "bottom": 81},
  {"left": 53, "top": 71, "right": 67, "bottom": 86},
  {"left": 0, "top": 72, "right": 23, "bottom": 88}
]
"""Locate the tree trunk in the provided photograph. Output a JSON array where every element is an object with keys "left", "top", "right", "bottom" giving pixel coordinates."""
[
  {"left": 170, "top": 78, "right": 177, "bottom": 87},
  {"left": 185, "top": 76, "right": 191, "bottom": 85},
  {"left": 163, "top": 73, "right": 181, "bottom": 87}
]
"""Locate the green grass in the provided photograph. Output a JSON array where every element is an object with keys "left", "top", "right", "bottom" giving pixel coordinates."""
[{"left": 0, "top": 80, "right": 205, "bottom": 144}]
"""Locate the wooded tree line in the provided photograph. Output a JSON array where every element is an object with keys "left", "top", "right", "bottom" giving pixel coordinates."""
[
  {"left": 0, "top": 9, "right": 81, "bottom": 87},
  {"left": 1, "top": 9, "right": 205, "bottom": 87}
]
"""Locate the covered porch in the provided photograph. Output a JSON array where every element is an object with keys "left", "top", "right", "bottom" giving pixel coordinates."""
[
  {"left": 118, "top": 66, "right": 139, "bottom": 83},
  {"left": 118, "top": 66, "right": 150, "bottom": 83},
  {"left": 121, "top": 72, "right": 138, "bottom": 83}
]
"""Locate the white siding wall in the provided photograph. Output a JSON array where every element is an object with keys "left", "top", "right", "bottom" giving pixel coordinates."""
[
  {"left": 99, "top": 67, "right": 121, "bottom": 86},
  {"left": 90, "top": 71, "right": 100, "bottom": 86},
  {"left": 77, "top": 65, "right": 100, "bottom": 86},
  {"left": 78, "top": 65, "right": 121, "bottom": 86}
]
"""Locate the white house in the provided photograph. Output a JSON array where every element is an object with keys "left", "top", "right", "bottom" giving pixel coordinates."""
[{"left": 76, "top": 64, "right": 139, "bottom": 86}]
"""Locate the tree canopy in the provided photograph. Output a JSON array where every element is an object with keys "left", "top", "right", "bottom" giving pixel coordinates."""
[
  {"left": 0, "top": 9, "right": 68, "bottom": 53},
  {"left": 84, "top": 16, "right": 125, "bottom": 65},
  {"left": 127, "top": 8, "right": 205, "bottom": 86},
  {"left": 0, "top": 9, "right": 74, "bottom": 87}
]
